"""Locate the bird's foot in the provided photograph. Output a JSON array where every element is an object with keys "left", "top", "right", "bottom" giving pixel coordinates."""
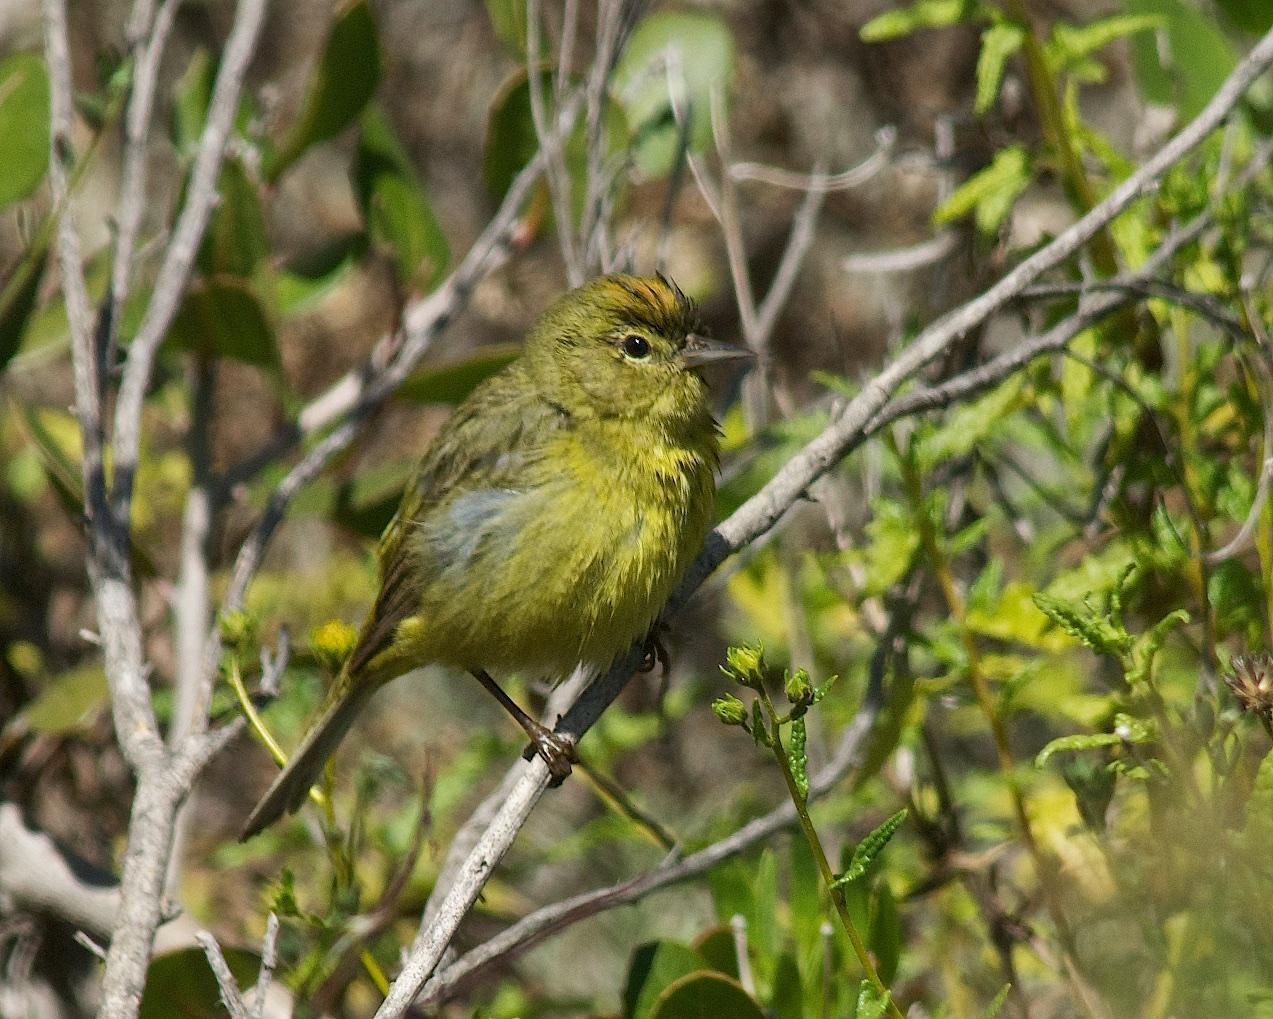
[
  {"left": 639, "top": 628, "right": 671, "bottom": 675},
  {"left": 521, "top": 720, "right": 577, "bottom": 786}
]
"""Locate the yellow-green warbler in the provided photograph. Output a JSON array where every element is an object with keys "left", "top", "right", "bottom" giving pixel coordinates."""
[{"left": 241, "top": 274, "right": 749, "bottom": 838}]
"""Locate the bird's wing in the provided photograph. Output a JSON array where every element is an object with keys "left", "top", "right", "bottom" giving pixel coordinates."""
[{"left": 344, "top": 371, "right": 566, "bottom": 680}]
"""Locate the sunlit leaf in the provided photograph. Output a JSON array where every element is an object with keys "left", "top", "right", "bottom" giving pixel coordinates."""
[{"left": 0, "top": 53, "right": 51, "bottom": 207}]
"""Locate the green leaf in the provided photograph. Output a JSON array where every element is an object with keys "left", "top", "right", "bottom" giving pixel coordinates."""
[
  {"left": 1035, "top": 715, "right": 1154, "bottom": 768},
  {"left": 689, "top": 926, "right": 739, "bottom": 979},
  {"left": 612, "top": 10, "right": 736, "bottom": 178},
  {"left": 647, "top": 971, "right": 765, "bottom": 1019},
  {"left": 140, "top": 947, "right": 261, "bottom": 1019},
  {"left": 1045, "top": 14, "right": 1160, "bottom": 72},
  {"left": 1216, "top": 0, "right": 1273, "bottom": 33},
  {"left": 486, "top": 0, "right": 528, "bottom": 55},
  {"left": 167, "top": 279, "right": 278, "bottom": 368},
  {"left": 984, "top": 984, "right": 1013, "bottom": 1018},
  {"left": 1125, "top": 0, "right": 1235, "bottom": 118},
  {"left": 198, "top": 157, "right": 268, "bottom": 277},
  {"left": 771, "top": 953, "right": 805, "bottom": 1019},
  {"left": 788, "top": 717, "right": 809, "bottom": 800},
  {"left": 934, "top": 145, "right": 1031, "bottom": 234},
  {"left": 0, "top": 53, "right": 50, "bottom": 208},
  {"left": 853, "top": 979, "right": 891, "bottom": 1019},
  {"left": 396, "top": 344, "right": 520, "bottom": 404},
  {"left": 483, "top": 69, "right": 547, "bottom": 202},
  {"left": 833, "top": 809, "right": 908, "bottom": 888},
  {"left": 974, "top": 22, "right": 1025, "bottom": 115},
  {"left": 12, "top": 666, "right": 108, "bottom": 735},
  {"left": 266, "top": 0, "right": 381, "bottom": 182},
  {"left": 861, "top": 0, "right": 982, "bottom": 42},
  {"left": 623, "top": 941, "right": 708, "bottom": 1019},
  {"left": 354, "top": 105, "right": 450, "bottom": 292},
  {"left": 170, "top": 48, "right": 214, "bottom": 156},
  {"left": 869, "top": 880, "right": 902, "bottom": 984},
  {"left": 0, "top": 247, "right": 47, "bottom": 374}
]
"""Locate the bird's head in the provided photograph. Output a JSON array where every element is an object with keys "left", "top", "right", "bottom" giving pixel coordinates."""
[{"left": 525, "top": 273, "right": 751, "bottom": 423}]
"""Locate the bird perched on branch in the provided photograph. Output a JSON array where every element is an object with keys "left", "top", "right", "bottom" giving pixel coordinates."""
[{"left": 241, "top": 273, "right": 750, "bottom": 839}]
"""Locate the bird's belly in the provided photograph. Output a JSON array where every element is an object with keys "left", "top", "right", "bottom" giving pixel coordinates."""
[{"left": 410, "top": 466, "right": 706, "bottom": 679}]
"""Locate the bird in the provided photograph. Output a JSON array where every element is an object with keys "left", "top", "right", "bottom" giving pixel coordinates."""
[{"left": 240, "top": 273, "right": 751, "bottom": 839}]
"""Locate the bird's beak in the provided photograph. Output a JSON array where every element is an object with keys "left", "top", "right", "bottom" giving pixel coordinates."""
[{"left": 680, "top": 334, "right": 755, "bottom": 369}]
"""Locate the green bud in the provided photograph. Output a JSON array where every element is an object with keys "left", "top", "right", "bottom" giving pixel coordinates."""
[
  {"left": 722, "top": 644, "right": 765, "bottom": 688},
  {"left": 784, "top": 667, "right": 812, "bottom": 705},
  {"left": 712, "top": 693, "right": 748, "bottom": 726},
  {"left": 218, "top": 610, "right": 257, "bottom": 648}
]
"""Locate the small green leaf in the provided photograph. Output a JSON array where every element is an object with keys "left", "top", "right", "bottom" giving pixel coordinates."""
[
  {"left": 974, "top": 22, "right": 1025, "bottom": 115},
  {"left": 266, "top": 0, "right": 381, "bottom": 182},
  {"left": 12, "top": 666, "right": 108, "bottom": 735},
  {"left": 833, "top": 809, "right": 908, "bottom": 888},
  {"left": 1035, "top": 715, "right": 1154, "bottom": 768},
  {"left": 934, "top": 145, "right": 1031, "bottom": 234},
  {"left": 485, "top": 0, "right": 528, "bottom": 55},
  {"left": 139, "top": 947, "right": 261, "bottom": 1019},
  {"left": 1045, "top": 14, "right": 1160, "bottom": 72},
  {"left": 483, "top": 69, "right": 547, "bottom": 202},
  {"left": 198, "top": 157, "right": 268, "bottom": 277},
  {"left": 0, "top": 247, "right": 47, "bottom": 375},
  {"left": 853, "top": 979, "right": 891, "bottom": 1019},
  {"left": 167, "top": 279, "right": 278, "bottom": 368},
  {"left": 788, "top": 717, "right": 809, "bottom": 800},
  {"left": 647, "top": 971, "right": 765, "bottom": 1019},
  {"left": 623, "top": 941, "right": 708, "bottom": 1019},
  {"left": 689, "top": 926, "right": 740, "bottom": 979},
  {"left": 613, "top": 10, "right": 736, "bottom": 178},
  {"left": 396, "top": 344, "right": 521, "bottom": 405},
  {"left": 861, "top": 0, "right": 982, "bottom": 42},
  {"left": 984, "top": 984, "right": 1013, "bottom": 1018},
  {"left": 170, "top": 48, "right": 214, "bottom": 156},
  {"left": 354, "top": 106, "right": 450, "bottom": 292},
  {"left": 0, "top": 53, "right": 51, "bottom": 207},
  {"left": 1125, "top": 0, "right": 1235, "bottom": 118}
]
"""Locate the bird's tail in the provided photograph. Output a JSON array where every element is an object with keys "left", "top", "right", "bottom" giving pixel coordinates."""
[{"left": 239, "top": 677, "right": 378, "bottom": 841}]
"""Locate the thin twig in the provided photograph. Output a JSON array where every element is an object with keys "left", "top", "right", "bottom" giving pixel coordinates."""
[
  {"left": 110, "top": 0, "right": 269, "bottom": 528},
  {"left": 196, "top": 931, "right": 251, "bottom": 1019},
  {"left": 729, "top": 126, "right": 896, "bottom": 191}
]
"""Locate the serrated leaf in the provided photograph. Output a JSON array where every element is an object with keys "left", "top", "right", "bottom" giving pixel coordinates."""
[
  {"left": 833, "top": 809, "right": 908, "bottom": 888},
  {"left": 974, "top": 22, "right": 1025, "bottom": 115},
  {"left": 266, "top": 0, "right": 381, "bottom": 182},
  {"left": 860, "top": 0, "right": 982, "bottom": 42},
  {"left": 0, "top": 53, "right": 51, "bottom": 207},
  {"left": 788, "top": 717, "right": 809, "bottom": 800},
  {"left": 854, "top": 979, "right": 891, "bottom": 1019},
  {"left": 354, "top": 105, "right": 449, "bottom": 291}
]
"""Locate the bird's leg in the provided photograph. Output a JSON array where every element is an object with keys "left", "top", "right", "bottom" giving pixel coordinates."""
[
  {"left": 469, "top": 669, "right": 575, "bottom": 786},
  {"left": 638, "top": 625, "right": 671, "bottom": 675}
]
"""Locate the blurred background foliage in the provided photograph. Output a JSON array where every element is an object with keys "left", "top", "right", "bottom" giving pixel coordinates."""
[{"left": 1, "top": 0, "right": 1272, "bottom": 1016}]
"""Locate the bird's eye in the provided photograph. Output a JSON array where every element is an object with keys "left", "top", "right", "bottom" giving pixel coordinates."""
[{"left": 621, "top": 334, "right": 651, "bottom": 359}]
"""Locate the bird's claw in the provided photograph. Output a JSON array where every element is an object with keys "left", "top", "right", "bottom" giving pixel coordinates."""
[
  {"left": 522, "top": 723, "right": 576, "bottom": 787},
  {"left": 639, "top": 630, "right": 671, "bottom": 674}
]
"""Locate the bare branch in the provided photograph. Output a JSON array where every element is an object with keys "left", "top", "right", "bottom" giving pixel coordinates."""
[
  {"left": 729, "top": 126, "right": 896, "bottom": 191},
  {"left": 196, "top": 930, "right": 251, "bottom": 1019},
  {"left": 110, "top": 0, "right": 269, "bottom": 527},
  {"left": 102, "top": 0, "right": 181, "bottom": 364}
]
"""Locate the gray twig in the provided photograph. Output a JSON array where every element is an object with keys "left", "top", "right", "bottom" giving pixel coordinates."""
[{"left": 196, "top": 930, "right": 251, "bottom": 1019}]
